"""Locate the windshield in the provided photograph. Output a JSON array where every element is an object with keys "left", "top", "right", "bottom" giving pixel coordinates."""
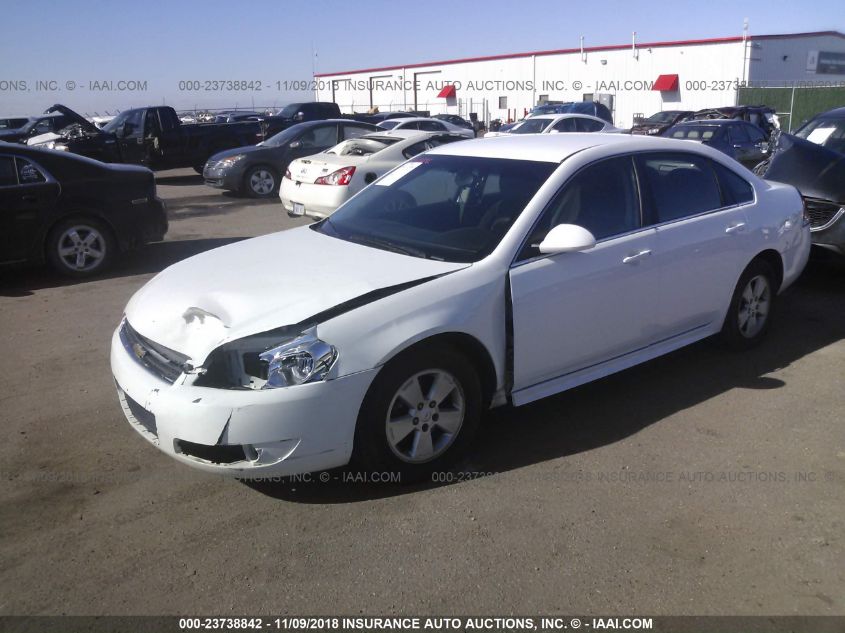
[
  {"left": 511, "top": 118, "right": 550, "bottom": 134},
  {"left": 315, "top": 154, "right": 556, "bottom": 263},
  {"left": 667, "top": 126, "right": 718, "bottom": 140},
  {"left": 645, "top": 111, "right": 678, "bottom": 124},
  {"left": 795, "top": 116, "right": 845, "bottom": 154},
  {"left": 277, "top": 103, "right": 303, "bottom": 118},
  {"left": 378, "top": 121, "right": 400, "bottom": 130}
]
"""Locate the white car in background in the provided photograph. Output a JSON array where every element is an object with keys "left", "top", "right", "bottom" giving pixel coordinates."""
[
  {"left": 377, "top": 117, "right": 475, "bottom": 138},
  {"left": 281, "top": 130, "right": 468, "bottom": 219},
  {"left": 111, "top": 133, "right": 809, "bottom": 482},
  {"left": 487, "top": 114, "right": 618, "bottom": 137}
]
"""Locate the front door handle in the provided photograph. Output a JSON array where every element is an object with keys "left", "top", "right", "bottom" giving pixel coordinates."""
[
  {"left": 725, "top": 222, "right": 747, "bottom": 234},
  {"left": 21, "top": 194, "right": 37, "bottom": 203},
  {"left": 622, "top": 249, "right": 652, "bottom": 264}
]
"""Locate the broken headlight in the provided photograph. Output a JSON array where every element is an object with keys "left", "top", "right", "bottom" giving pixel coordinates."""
[{"left": 258, "top": 328, "right": 337, "bottom": 389}]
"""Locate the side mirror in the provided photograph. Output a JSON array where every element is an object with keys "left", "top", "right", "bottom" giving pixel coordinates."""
[
  {"left": 538, "top": 224, "right": 596, "bottom": 254},
  {"left": 122, "top": 122, "right": 135, "bottom": 138},
  {"left": 288, "top": 140, "right": 301, "bottom": 149}
]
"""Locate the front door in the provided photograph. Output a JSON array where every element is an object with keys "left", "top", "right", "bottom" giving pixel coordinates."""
[{"left": 509, "top": 155, "right": 660, "bottom": 404}]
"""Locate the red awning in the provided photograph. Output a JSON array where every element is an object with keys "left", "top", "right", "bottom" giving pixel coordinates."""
[
  {"left": 653, "top": 74, "right": 679, "bottom": 91},
  {"left": 437, "top": 85, "right": 457, "bottom": 98}
]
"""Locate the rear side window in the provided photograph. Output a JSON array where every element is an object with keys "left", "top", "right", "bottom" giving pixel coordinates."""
[
  {"left": 712, "top": 161, "right": 754, "bottom": 205},
  {"left": 342, "top": 125, "right": 374, "bottom": 140},
  {"left": 551, "top": 118, "right": 577, "bottom": 133},
  {"left": 729, "top": 125, "right": 750, "bottom": 143},
  {"left": 418, "top": 121, "right": 445, "bottom": 132},
  {"left": 402, "top": 140, "right": 430, "bottom": 159},
  {"left": 575, "top": 118, "right": 604, "bottom": 132},
  {"left": 16, "top": 158, "right": 46, "bottom": 184},
  {"left": 299, "top": 125, "right": 337, "bottom": 148},
  {"left": 0, "top": 156, "right": 16, "bottom": 186},
  {"left": 745, "top": 125, "right": 766, "bottom": 143},
  {"left": 637, "top": 153, "right": 722, "bottom": 223}
]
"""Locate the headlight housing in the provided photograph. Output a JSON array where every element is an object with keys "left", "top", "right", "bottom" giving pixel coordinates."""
[
  {"left": 259, "top": 328, "right": 337, "bottom": 389},
  {"left": 218, "top": 154, "right": 246, "bottom": 168}
]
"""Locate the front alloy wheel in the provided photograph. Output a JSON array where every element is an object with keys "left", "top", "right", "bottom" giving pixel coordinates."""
[
  {"left": 245, "top": 167, "right": 277, "bottom": 198},
  {"left": 354, "top": 345, "right": 482, "bottom": 482},
  {"left": 386, "top": 369, "right": 466, "bottom": 463}
]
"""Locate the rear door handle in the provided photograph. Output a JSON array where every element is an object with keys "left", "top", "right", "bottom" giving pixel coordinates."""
[
  {"left": 622, "top": 249, "right": 652, "bottom": 264},
  {"left": 725, "top": 222, "right": 747, "bottom": 234},
  {"left": 21, "top": 194, "right": 37, "bottom": 203}
]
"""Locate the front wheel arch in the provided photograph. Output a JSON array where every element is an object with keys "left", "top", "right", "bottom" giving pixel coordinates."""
[{"left": 375, "top": 332, "right": 498, "bottom": 410}]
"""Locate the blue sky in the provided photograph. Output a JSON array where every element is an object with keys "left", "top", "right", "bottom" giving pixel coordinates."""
[{"left": 0, "top": 0, "right": 842, "bottom": 116}]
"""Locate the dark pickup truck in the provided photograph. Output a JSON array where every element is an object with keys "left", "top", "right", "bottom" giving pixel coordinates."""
[
  {"left": 261, "top": 102, "right": 344, "bottom": 135},
  {"left": 29, "top": 104, "right": 265, "bottom": 171}
]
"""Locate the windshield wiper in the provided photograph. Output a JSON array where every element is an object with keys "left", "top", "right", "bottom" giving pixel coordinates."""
[{"left": 348, "top": 234, "right": 428, "bottom": 259}]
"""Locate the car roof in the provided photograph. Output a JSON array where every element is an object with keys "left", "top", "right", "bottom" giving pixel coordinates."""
[
  {"left": 675, "top": 119, "right": 739, "bottom": 126},
  {"left": 817, "top": 107, "right": 845, "bottom": 118},
  {"left": 362, "top": 129, "right": 441, "bottom": 140},
  {"left": 426, "top": 132, "right": 721, "bottom": 163},
  {"left": 383, "top": 117, "right": 443, "bottom": 124},
  {"left": 527, "top": 114, "right": 607, "bottom": 123}
]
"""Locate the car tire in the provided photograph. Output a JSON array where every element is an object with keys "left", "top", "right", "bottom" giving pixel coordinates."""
[
  {"left": 244, "top": 166, "right": 278, "bottom": 198},
  {"left": 719, "top": 259, "right": 776, "bottom": 350},
  {"left": 46, "top": 216, "right": 116, "bottom": 278},
  {"left": 352, "top": 345, "right": 482, "bottom": 483}
]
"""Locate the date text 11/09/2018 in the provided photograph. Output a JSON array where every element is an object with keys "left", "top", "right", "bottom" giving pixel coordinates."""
[{"left": 177, "top": 617, "right": 656, "bottom": 630}]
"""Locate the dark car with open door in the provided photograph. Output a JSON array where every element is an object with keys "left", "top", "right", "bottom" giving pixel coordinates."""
[
  {"left": 0, "top": 143, "right": 167, "bottom": 277},
  {"left": 202, "top": 119, "right": 380, "bottom": 198}
]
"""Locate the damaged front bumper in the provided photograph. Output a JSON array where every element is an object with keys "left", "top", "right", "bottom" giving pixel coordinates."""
[{"left": 110, "top": 325, "right": 377, "bottom": 478}]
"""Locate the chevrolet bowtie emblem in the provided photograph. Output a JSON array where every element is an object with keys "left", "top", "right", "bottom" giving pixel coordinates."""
[{"left": 132, "top": 342, "right": 147, "bottom": 360}]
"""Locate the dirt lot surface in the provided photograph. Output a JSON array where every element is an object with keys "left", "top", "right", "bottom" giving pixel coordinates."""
[{"left": 1, "top": 169, "right": 843, "bottom": 616}]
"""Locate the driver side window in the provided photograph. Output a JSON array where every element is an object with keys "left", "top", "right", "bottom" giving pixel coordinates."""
[{"left": 518, "top": 156, "right": 640, "bottom": 260}]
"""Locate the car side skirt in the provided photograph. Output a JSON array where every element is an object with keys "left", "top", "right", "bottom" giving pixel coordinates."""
[{"left": 511, "top": 322, "right": 716, "bottom": 406}]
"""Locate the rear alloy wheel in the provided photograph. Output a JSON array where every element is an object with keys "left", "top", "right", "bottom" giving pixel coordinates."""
[
  {"left": 245, "top": 166, "right": 277, "bottom": 198},
  {"left": 353, "top": 346, "right": 481, "bottom": 482},
  {"left": 46, "top": 218, "right": 115, "bottom": 278},
  {"left": 720, "top": 260, "right": 776, "bottom": 350}
]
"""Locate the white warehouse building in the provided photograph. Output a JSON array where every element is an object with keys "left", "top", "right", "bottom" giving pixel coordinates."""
[{"left": 314, "top": 31, "right": 845, "bottom": 128}]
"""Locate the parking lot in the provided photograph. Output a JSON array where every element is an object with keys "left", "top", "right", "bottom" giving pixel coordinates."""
[{"left": 1, "top": 168, "right": 844, "bottom": 616}]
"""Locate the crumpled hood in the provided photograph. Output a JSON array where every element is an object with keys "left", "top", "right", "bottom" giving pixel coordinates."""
[
  {"left": 125, "top": 226, "right": 468, "bottom": 362},
  {"left": 763, "top": 133, "right": 845, "bottom": 203}
]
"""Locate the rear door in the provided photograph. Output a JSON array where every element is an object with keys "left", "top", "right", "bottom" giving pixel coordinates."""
[
  {"left": 0, "top": 155, "right": 60, "bottom": 262},
  {"left": 637, "top": 151, "right": 752, "bottom": 338}
]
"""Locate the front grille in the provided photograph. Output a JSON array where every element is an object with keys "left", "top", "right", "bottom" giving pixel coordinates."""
[
  {"left": 120, "top": 320, "right": 188, "bottom": 383},
  {"left": 175, "top": 439, "right": 247, "bottom": 464},
  {"left": 804, "top": 198, "right": 843, "bottom": 230}
]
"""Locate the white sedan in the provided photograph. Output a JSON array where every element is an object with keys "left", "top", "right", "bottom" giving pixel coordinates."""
[
  {"left": 280, "top": 130, "right": 468, "bottom": 219},
  {"left": 377, "top": 116, "right": 475, "bottom": 138},
  {"left": 111, "top": 133, "right": 810, "bottom": 481},
  {"left": 486, "top": 113, "right": 618, "bottom": 137}
]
